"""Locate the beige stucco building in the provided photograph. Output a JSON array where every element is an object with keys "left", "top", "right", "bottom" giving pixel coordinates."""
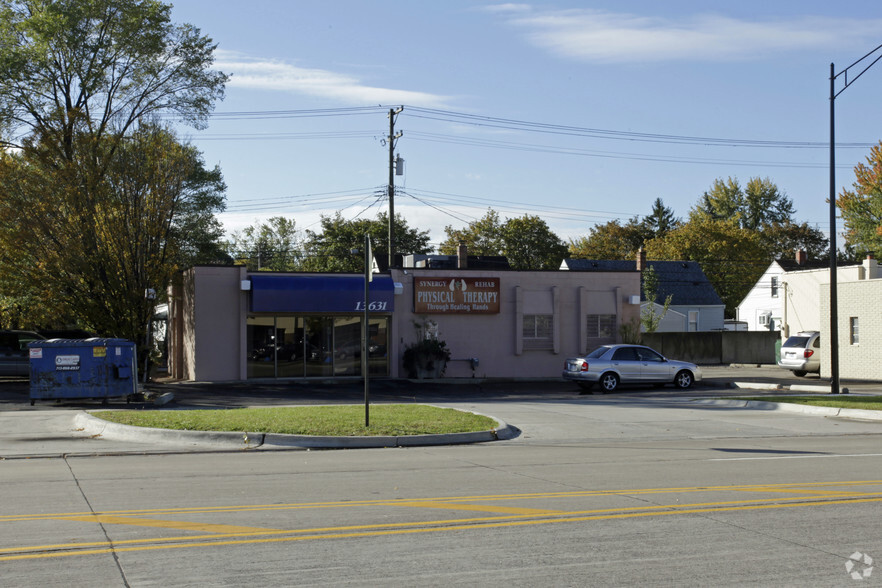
[
  {"left": 781, "top": 255, "right": 882, "bottom": 381},
  {"left": 166, "top": 264, "right": 641, "bottom": 381}
]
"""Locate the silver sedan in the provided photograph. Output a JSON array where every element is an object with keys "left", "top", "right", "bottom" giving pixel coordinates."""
[{"left": 563, "top": 344, "right": 702, "bottom": 393}]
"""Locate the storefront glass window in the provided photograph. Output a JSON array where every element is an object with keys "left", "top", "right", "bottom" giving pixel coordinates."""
[{"left": 247, "top": 315, "right": 389, "bottom": 379}]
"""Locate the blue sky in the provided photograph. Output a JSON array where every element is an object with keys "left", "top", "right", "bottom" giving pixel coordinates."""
[{"left": 168, "top": 1, "right": 882, "bottom": 249}]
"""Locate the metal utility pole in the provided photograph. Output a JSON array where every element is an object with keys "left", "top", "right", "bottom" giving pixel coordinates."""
[
  {"left": 829, "top": 44, "right": 882, "bottom": 395},
  {"left": 387, "top": 107, "right": 403, "bottom": 268}
]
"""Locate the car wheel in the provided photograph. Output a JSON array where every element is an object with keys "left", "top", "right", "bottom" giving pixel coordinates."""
[
  {"left": 674, "top": 370, "right": 693, "bottom": 389},
  {"left": 793, "top": 370, "right": 807, "bottom": 377},
  {"left": 600, "top": 372, "right": 619, "bottom": 393}
]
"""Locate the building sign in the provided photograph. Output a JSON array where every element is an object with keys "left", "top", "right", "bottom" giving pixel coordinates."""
[
  {"left": 250, "top": 275, "right": 395, "bottom": 313},
  {"left": 414, "top": 277, "right": 500, "bottom": 314}
]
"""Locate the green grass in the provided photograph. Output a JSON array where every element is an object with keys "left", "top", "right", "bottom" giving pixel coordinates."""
[
  {"left": 92, "top": 404, "right": 497, "bottom": 437},
  {"left": 737, "top": 396, "right": 882, "bottom": 411}
]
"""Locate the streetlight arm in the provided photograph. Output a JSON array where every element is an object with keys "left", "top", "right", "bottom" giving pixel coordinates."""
[{"left": 833, "top": 43, "right": 882, "bottom": 98}]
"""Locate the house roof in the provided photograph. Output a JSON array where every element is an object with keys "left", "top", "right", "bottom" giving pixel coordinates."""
[
  {"left": 560, "top": 259, "right": 723, "bottom": 306},
  {"left": 776, "top": 259, "right": 829, "bottom": 272}
]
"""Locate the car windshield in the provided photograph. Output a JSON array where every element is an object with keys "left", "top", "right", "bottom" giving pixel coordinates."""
[
  {"left": 585, "top": 347, "right": 610, "bottom": 359},
  {"left": 782, "top": 336, "right": 811, "bottom": 347}
]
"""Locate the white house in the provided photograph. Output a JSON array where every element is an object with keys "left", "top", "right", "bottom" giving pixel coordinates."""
[
  {"left": 735, "top": 250, "right": 827, "bottom": 332},
  {"left": 780, "top": 254, "right": 880, "bottom": 338}
]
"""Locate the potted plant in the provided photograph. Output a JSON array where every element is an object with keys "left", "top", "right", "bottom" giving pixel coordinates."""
[{"left": 402, "top": 337, "right": 451, "bottom": 379}]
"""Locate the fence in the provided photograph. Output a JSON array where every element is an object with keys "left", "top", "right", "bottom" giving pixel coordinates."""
[{"left": 641, "top": 331, "right": 779, "bottom": 365}]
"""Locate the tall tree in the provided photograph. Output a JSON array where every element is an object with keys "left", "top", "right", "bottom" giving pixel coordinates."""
[
  {"left": 645, "top": 216, "right": 767, "bottom": 317},
  {"left": 568, "top": 217, "right": 647, "bottom": 260},
  {"left": 499, "top": 214, "right": 568, "bottom": 270},
  {"left": 641, "top": 198, "right": 681, "bottom": 239},
  {"left": 0, "top": 124, "right": 226, "bottom": 340},
  {"left": 228, "top": 217, "right": 301, "bottom": 271},
  {"left": 301, "top": 212, "right": 432, "bottom": 272},
  {"left": 839, "top": 142, "right": 882, "bottom": 257},
  {"left": 439, "top": 209, "right": 505, "bottom": 256},
  {"left": 693, "top": 176, "right": 795, "bottom": 230},
  {"left": 0, "top": 0, "right": 226, "bottom": 150},
  {"left": 0, "top": 0, "right": 226, "bottom": 350},
  {"left": 440, "top": 210, "right": 568, "bottom": 269},
  {"left": 759, "top": 222, "right": 828, "bottom": 261}
]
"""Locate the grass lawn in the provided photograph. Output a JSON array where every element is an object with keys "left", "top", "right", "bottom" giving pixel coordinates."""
[
  {"left": 92, "top": 404, "right": 497, "bottom": 437},
  {"left": 738, "top": 396, "right": 882, "bottom": 411}
]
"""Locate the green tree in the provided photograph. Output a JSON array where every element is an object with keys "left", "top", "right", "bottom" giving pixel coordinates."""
[
  {"left": 441, "top": 210, "right": 567, "bottom": 270},
  {"left": 0, "top": 124, "right": 226, "bottom": 341},
  {"left": 694, "top": 177, "right": 795, "bottom": 230},
  {"left": 499, "top": 214, "right": 568, "bottom": 270},
  {"left": 645, "top": 216, "right": 767, "bottom": 317},
  {"left": 0, "top": 0, "right": 226, "bottom": 149},
  {"left": 759, "top": 222, "right": 828, "bottom": 261},
  {"left": 640, "top": 266, "right": 672, "bottom": 333},
  {"left": 0, "top": 0, "right": 226, "bottom": 352},
  {"left": 568, "top": 217, "right": 648, "bottom": 260},
  {"left": 839, "top": 142, "right": 882, "bottom": 256},
  {"left": 301, "top": 212, "right": 432, "bottom": 272},
  {"left": 439, "top": 209, "right": 505, "bottom": 256},
  {"left": 228, "top": 217, "right": 301, "bottom": 271},
  {"left": 641, "top": 198, "right": 681, "bottom": 239}
]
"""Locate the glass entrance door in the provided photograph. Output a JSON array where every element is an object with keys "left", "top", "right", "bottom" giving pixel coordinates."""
[{"left": 304, "top": 317, "right": 333, "bottom": 377}]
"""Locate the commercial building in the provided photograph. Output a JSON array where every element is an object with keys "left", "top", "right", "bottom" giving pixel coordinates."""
[{"left": 166, "top": 260, "right": 641, "bottom": 381}]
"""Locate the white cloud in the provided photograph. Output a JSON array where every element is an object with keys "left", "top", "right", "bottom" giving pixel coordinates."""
[
  {"left": 495, "top": 8, "right": 882, "bottom": 63},
  {"left": 215, "top": 52, "right": 453, "bottom": 107}
]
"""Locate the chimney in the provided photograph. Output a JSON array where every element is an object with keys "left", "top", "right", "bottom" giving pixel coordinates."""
[
  {"left": 636, "top": 247, "right": 646, "bottom": 271},
  {"left": 457, "top": 241, "right": 468, "bottom": 269},
  {"left": 795, "top": 249, "right": 807, "bottom": 266},
  {"left": 863, "top": 252, "right": 879, "bottom": 280}
]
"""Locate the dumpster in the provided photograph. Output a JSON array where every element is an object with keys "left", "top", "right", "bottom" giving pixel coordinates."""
[{"left": 28, "top": 339, "right": 138, "bottom": 405}]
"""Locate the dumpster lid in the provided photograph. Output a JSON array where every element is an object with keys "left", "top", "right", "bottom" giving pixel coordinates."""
[{"left": 28, "top": 338, "right": 133, "bottom": 347}]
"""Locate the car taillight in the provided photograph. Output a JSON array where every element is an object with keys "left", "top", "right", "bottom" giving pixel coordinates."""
[
  {"left": 804, "top": 349, "right": 814, "bottom": 358},
  {"left": 581, "top": 362, "right": 590, "bottom": 372}
]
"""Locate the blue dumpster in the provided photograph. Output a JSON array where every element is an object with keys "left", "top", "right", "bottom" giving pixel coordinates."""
[{"left": 28, "top": 339, "right": 138, "bottom": 405}]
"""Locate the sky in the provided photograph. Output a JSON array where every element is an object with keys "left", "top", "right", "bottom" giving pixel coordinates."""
[{"left": 167, "top": 1, "right": 882, "bottom": 251}]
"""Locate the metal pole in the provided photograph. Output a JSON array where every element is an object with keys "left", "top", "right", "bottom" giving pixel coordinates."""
[
  {"left": 829, "top": 63, "right": 840, "bottom": 394},
  {"left": 363, "top": 234, "right": 370, "bottom": 427},
  {"left": 388, "top": 109, "right": 395, "bottom": 269}
]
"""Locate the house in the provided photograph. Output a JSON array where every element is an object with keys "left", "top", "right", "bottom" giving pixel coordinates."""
[
  {"left": 560, "top": 249, "right": 725, "bottom": 332},
  {"left": 779, "top": 254, "right": 880, "bottom": 338},
  {"left": 735, "top": 250, "right": 828, "bottom": 331}
]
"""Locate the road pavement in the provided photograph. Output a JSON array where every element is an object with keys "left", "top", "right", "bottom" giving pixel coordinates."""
[{"left": 0, "top": 365, "right": 880, "bottom": 458}]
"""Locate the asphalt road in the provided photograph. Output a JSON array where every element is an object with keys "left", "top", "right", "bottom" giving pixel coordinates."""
[{"left": 2, "top": 367, "right": 882, "bottom": 586}]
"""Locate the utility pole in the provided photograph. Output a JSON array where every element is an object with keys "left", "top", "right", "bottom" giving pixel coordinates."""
[
  {"left": 387, "top": 107, "right": 403, "bottom": 268},
  {"left": 828, "top": 44, "right": 882, "bottom": 395}
]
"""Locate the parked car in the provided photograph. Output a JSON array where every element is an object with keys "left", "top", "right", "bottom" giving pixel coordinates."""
[
  {"left": 778, "top": 331, "right": 820, "bottom": 377},
  {"left": 562, "top": 344, "right": 702, "bottom": 393},
  {"left": 0, "top": 330, "right": 46, "bottom": 376}
]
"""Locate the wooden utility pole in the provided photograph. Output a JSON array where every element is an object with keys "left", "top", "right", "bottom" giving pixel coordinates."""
[{"left": 387, "top": 107, "right": 403, "bottom": 268}]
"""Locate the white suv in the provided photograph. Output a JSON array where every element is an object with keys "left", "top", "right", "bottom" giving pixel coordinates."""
[{"left": 778, "top": 331, "right": 820, "bottom": 377}]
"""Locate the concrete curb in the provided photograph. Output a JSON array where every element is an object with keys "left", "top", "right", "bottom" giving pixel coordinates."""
[
  {"left": 73, "top": 409, "right": 516, "bottom": 450},
  {"left": 690, "top": 398, "right": 882, "bottom": 421}
]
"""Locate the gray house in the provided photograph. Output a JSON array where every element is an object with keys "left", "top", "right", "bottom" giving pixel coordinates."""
[{"left": 560, "top": 250, "right": 725, "bottom": 332}]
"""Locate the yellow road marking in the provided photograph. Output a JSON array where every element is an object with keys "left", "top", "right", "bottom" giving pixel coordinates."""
[
  {"left": 4, "top": 479, "right": 882, "bottom": 523},
  {"left": 3, "top": 495, "right": 882, "bottom": 562},
  {"left": 60, "top": 515, "right": 280, "bottom": 534},
  {"left": 395, "top": 501, "right": 562, "bottom": 515}
]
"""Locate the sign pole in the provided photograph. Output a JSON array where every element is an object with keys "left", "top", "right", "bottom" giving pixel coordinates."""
[{"left": 363, "top": 234, "right": 371, "bottom": 427}]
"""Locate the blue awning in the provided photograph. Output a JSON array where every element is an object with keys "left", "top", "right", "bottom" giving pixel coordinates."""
[{"left": 249, "top": 275, "right": 395, "bottom": 313}]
